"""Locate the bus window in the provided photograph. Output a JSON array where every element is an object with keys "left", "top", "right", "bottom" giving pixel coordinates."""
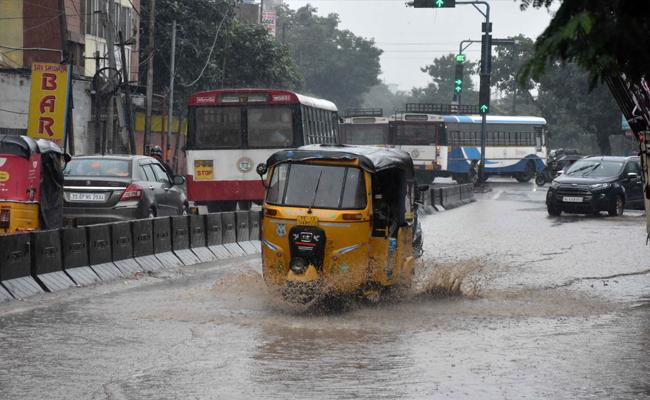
[
  {"left": 344, "top": 124, "right": 388, "bottom": 145},
  {"left": 247, "top": 107, "right": 294, "bottom": 148},
  {"left": 194, "top": 107, "right": 242, "bottom": 148},
  {"left": 394, "top": 124, "right": 437, "bottom": 145}
]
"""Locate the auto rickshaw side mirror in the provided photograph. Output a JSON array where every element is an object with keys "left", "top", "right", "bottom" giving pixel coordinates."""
[{"left": 256, "top": 163, "right": 268, "bottom": 177}]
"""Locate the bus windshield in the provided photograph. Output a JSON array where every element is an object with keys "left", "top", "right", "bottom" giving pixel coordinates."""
[
  {"left": 248, "top": 107, "right": 294, "bottom": 148},
  {"left": 192, "top": 106, "right": 295, "bottom": 149},
  {"left": 394, "top": 123, "right": 438, "bottom": 145},
  {"left": 266, "top": 163, "right": 366, "bottom": 209},
  {"left": 342, "top": 124, "right": 388, "bottom": 145}
]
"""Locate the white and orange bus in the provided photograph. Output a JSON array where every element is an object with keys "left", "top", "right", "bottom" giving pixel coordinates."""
[{"left": 186, "top": 89, "right": 339, "bottom": 211}]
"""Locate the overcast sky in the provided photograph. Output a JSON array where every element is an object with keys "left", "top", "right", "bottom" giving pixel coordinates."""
[{"left": 283, "top": 0, "right": 554, "bottom": 91}]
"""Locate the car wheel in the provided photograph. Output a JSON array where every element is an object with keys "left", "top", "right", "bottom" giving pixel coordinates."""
[
  {"left": 608, "top": 195, "right": 624, "bottom": 216},
  {"left": 547, "top": 204, "right": 561, "bottom": 216},
  {"left": 148, "top": 207, "right": 157, "bottom": 219}
]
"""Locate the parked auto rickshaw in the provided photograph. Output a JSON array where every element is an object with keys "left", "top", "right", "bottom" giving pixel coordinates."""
[
  {"left": 257, "top": 144, "right": 425, "bottom": 305},
  {"left": 0, "top": 135, "right": 67, "bottom": 234}
]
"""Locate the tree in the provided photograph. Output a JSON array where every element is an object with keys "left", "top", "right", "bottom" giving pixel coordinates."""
[
  {"left": 491, "top": 35, "right": 620, "bottom": 154},
  {"left": 413, "top": 54, "right": 478, "bottom": 105},
  {"left": 361, "top": 82, "right": 410, "bottom": 114},
  {"left": 517, "top": 0, "right": 650, "bottom": 86},
  {"left": 276, "top": 5, "right": 383, "bottom": 110},
  {"left": 139, "top": 0, "right": 300, "bottom": 112}
]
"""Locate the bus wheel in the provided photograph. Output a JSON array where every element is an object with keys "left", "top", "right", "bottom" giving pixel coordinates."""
[
  {"left": 515, "top": 161, "right": 536, "bottom": 183},
  {"left": 207, "top": 201, "right": 237, "bottom": 212}
]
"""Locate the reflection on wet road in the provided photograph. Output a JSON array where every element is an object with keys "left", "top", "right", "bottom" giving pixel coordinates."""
[{"left": 0, "top": 180, "right": 649, "bottom": 399}]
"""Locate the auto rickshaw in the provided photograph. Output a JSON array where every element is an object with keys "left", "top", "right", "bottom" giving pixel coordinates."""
[
  {"left": 0, "top": 135, "right": 67, "bottom": 234},
  {"left": 257, "top": 144, "right": 425, "bottom": 304}
]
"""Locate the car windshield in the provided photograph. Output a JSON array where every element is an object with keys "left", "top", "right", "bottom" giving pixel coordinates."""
[
  {"left": 266, "top": 163, "right": 366, "bottom": 209},
  {"left": 565, "top": 159, "right": 623, "bottom": 178},
  {"left": 63, "top": 159, "right": 131, "bottom": 177}
]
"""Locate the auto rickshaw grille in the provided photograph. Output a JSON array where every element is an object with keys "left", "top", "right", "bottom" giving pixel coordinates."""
[{"left": 288, "top": 226, "right": 326, "bottom": 272}]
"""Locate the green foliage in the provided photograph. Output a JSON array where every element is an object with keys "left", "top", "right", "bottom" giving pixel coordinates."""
[
  {"left": 517, "top": 0, "right": 650, "bottom": 86},
  {"left": 139, "top": 0, "right": 300, "bottom": 111},
  {"left": 412, "top": 54, "right": 478, "bottom": 104},
  {"left": 276, "top": 5, "right": 383, "bottom": 110},
  {"left": 491, "top": 36, "right": 620, "bottom": 154}
]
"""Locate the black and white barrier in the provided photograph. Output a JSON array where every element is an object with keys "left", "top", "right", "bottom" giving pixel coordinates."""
[{"left": 0, "top": 211, "right": 263, "bottom": 301}]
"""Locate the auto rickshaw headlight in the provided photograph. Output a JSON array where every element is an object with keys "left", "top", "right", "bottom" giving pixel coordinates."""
[{"left": 290, "top": 258, "right": 307, "bottom": 274}]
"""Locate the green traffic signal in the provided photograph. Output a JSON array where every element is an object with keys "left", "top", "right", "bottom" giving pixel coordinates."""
[
  {"left": 480, "top": 104, "right": 489, "bottom": 113},
  {"left": 411, "top": 0, "right": 456, "bottom": 8},
  {"left": 456, "top": 54, "right": 465, "bottom": 63},
  {"left": 435, "top": 0, "right": 444, "bottom": 6}
]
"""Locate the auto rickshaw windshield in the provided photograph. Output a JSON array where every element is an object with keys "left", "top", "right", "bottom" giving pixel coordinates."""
[{"left": 266, "top": 163, "right": 366, "bottom": 209}]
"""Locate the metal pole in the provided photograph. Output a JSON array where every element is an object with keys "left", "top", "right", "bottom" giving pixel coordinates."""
[
  {"left": 479, "top": 5, "right": 490, "bottom": 182},
  {"left": 166, "top": 20, "right": 177, "bottom": 163},
  {"left": 118, "top": 31, "right": 136, "bottom": 154},
  {"left": 144, "top": 0, "right": 157, "bottom": 155},
  {"left": 94, "top": 51, "right": 102, "bottom": 154},
  {"left": 103, "top": 4, "right": 127, "bottom": 153}
]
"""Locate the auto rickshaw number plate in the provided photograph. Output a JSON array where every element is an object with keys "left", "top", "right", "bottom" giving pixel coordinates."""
[{"left": 296, "top": 215, "right": 319, "bottom": 226}]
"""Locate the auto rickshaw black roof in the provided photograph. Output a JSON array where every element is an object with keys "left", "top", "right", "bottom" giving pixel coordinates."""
[
  {"left": 265, "top": 144, "right": 415, "bottom": 178},
  {"left": 0, "top": 135, "right": 64, "bottom": 158}
]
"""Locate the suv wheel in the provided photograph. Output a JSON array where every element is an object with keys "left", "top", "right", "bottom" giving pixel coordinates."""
[
  {"left": 547, "top": 204, "right": 561, "bottom": 216},
  {"left": 608, "top": 195, "right": 624, "bottom": 216}
]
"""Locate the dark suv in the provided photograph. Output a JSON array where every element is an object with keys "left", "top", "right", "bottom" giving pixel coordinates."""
[
  {"left": 63, "top": 155, "right": 188, "bottom": 225},
  {"left": 546, "top": 156, "right": 644, "bottom": 216}
]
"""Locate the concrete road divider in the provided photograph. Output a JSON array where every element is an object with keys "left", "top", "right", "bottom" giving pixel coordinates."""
[
  {"left": 153, "top": 217, "right": 183, "bottom": 268},
  {"left": 189, "top": 215, "right": 216, "bottom": 263},
  {"left": 87, "top": 224, "right": 125, "bottom": 281},
  {"left": 222, "top": 212, "right": 245, "bottom": 257},
  {"left": 132, "top": 219, "right": 164, "bottom": 271},
  {"left": 31, "top": 229, "right": 76, "bottom": 292},
  {"left": 111, "top": 222, "right": 142, "bottom": 276},
  {"left": 431, "top": 183, "right": 475, "bottom": 210},
  {"left": 236, "top": 211, "right": 257, "bottom": 255},
  {"left": 0, "top": 282, "right": 12, "bottom": 301},
  {"left": 249, "top": 211, "right": 262, "bottom": 252},
  {"left": 0, "top": 233, "right": 42, "bottom": 299},
  {"left": 171, "top": 216, "right": 200, "bottom": 266},
  {"left": 206, "top": 213, "right": 231, "bottom": 259},
  {"left": 61, "top": 227, "right": 102, "bottom": 286}
]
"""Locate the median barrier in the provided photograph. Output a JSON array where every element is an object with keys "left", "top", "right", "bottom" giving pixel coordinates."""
[
  {"left": 189, "top": 214, "right": 216, "bottom": 263},
  {"left": 153, "top": 217, "right": 182, "bottom": 268},
  {"left": 111, "top": 222, "right": 142, "bottom": 276},
  {"left": 206, "top": 213, "right": 231, "bottom": 259},
  {"left": 0, "top": 282, "right": 11, "bottom": 301},
  {"left": 0, "top": 232, "right": 42, "bottom": 299},
  {"left": 236, "top": 211, "right": 256, "bottom": 255},
  {"left": 132, "top": 219, "right": 164, "bottom": 271},
  {"left": 222, "top": 212, "right": 245, "bottom": 257},
  {"left": 171, "top": 216, "right": 200, "bottom": 266},
  {"left": 61, "top": 227, "right": 101, "bottom": 286},
  {"left": 31, "top": 229, "right": 76, "bottom": 292},
  {"left": 87, "top": 224, "right": 125, "bottom": 281},
  {"left": 249, "top": 211, "right": 262, "bottom": 253}
]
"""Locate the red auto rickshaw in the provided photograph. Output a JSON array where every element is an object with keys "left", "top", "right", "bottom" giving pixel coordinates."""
[{"left": 0, "top": 135, "right": 67, "bottom": 234}]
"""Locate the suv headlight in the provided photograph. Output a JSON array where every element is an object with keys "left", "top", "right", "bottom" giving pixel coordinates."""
[
  {"left": 590, "top": 183, "right": 611, "bottom": 190},
  {"left": 550, "top": 181, "right": 560, "bottom": 189}
]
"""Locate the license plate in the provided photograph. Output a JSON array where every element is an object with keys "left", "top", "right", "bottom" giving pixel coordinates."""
[
  {"left": 562, "top": 196, "right": 584, "bottom": 203},
  {"left": 69, "top": 192, "right": 107, "bottom": 202},
  {"left": 296, "top": 215, "right": 319, "bottom": 226}
]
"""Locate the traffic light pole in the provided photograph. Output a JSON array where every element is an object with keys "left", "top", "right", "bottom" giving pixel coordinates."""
[{"left": 456, "top": 1, "right": 490, "bottom": 183}]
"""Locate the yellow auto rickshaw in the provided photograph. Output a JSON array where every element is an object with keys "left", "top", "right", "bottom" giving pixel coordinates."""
[
  {"left": 0, "top": 135, "right": 67, "bottom": 234},
  {"left": 257, "top": 144, "right": 426, "bottom": 304}
]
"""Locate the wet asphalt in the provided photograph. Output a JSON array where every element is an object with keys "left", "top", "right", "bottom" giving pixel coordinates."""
[{"left": 0, "top": 179, "right": 649, "bottom": 399}]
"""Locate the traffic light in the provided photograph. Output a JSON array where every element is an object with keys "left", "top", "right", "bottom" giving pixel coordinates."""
[
  {"left": 454, "top": 63, "right": 464, "bottom": 94},
  {"left": 412, "top": 0, "right": 456, "bottom": 8},
  {"left": 479, "top": 74, "right": 490, "bottom": 114}
]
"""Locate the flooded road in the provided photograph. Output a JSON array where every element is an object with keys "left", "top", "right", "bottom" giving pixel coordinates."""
[{"left": 1, "top": 180, "right": 649, "bottom": 399}]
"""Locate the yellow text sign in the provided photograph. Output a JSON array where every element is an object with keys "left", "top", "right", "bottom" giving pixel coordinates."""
[
  {"left": 27, "top": 62, "right": 71, "bottom": 147},
  {"left": 194, "top": 160, "right": 214, "bottom": 181}
]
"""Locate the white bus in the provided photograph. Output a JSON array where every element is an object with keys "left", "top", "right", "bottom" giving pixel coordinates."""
[{"left": 186, "top": 88, "right": 339, "bottom": 211}]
